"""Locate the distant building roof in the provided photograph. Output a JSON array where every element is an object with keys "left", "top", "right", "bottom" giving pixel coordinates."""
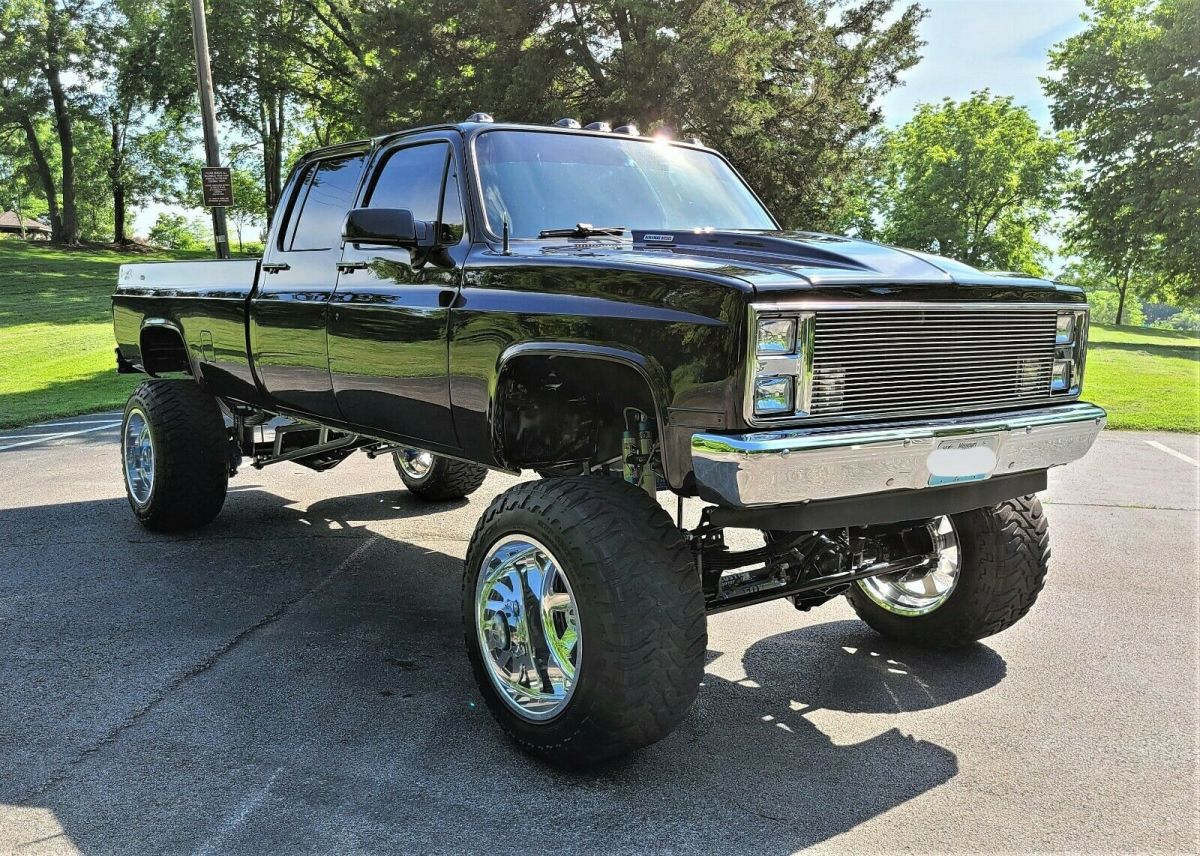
[{"left": 0, "top": 211, "right": 52, "bottom": 233}]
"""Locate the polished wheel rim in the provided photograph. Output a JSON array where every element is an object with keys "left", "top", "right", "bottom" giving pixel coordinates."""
[
  {"left": 475, "top": 535, "right": 581, "bottom": 721},
  {"left": 123, "top": 408, "right": 155, "bottom": 506},
  {"left": 858, "top": 516, "right": 961, "bottom": 616},
  {"left": 397, "top": 448, "right": 434, "bottom": 480}
]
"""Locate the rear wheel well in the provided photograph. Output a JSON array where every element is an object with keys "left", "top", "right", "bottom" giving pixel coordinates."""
[
  {"left": 493, "top": 355, "right": 659, "bottom": 475},
  {"left": 140, "top": 325, "right": 191, "bottom": 376}
]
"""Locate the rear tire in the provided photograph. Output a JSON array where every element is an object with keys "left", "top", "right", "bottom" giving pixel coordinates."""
[
  {"left": 463, "top": 477, "right": 706, "bottom": 768},
  {"left": 121, "top": 379, "right": 228, "bottom": 532},
  {"left": 846, "top": 496, "right": 1050, "bottom": 649},
  {"left": 393, "top": 448, "right": 487, "bottom": 500}
]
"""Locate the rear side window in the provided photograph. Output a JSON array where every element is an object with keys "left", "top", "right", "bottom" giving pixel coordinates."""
[
  {"left": 368, "top": 142, "right": 465, "bottom": 243},
  {"left": 287, "top": 154, "right": 365, "bottom": 251}
]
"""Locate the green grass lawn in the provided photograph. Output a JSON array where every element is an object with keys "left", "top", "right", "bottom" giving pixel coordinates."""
[
  {"left": 0, "top": 241, "right": 205, "bottom": 428},
  {"left": 1085, "top": 323, "right": 1199, "bottom": 432},
  {"left": 0, "top": 240, "right": 1196, "bottom": 431}
]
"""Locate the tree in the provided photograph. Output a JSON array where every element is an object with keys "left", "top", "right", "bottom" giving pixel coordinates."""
[
  {"left": 0, "top": 0, "right": 111, "bottom": 244},
  {"left": 876, "top": 92, "right": 1072, "bottom": 275},
  {"left": 0, "top": 0, "right": 61, "bottom": 238},
  {"left": 357, "top": 0, "right": 926, "bottom": 231},
  {"left": 1058, "top": 257, "right": 1148, "bottom": 326},
  {"left": 148, "top": 211, "right": 205, "bottom": 249},
  {"left": 102, "top": 0, "right": 195, "bottom": 243},
  {"left": 1046, "top": 0, "right": 1200, "bottom": 290}
]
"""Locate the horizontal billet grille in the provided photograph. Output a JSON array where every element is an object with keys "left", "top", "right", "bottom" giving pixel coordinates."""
[{"left": 809, "top": 307, "right": 1059, "bottom": 419}]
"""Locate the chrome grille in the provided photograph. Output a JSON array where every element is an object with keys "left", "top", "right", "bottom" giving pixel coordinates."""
[{"left": 809, "top": 307, "right": 1059, "bottom": 418}]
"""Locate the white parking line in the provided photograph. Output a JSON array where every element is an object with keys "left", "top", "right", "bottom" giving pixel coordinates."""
[
  {"left": 0, "top": 422, "right": 121, "bottom": 452},
  {"left": 1144, "top": 440, "right": 1200, "bottom": 467},
  {"left": 31, "top": 417, "right": 122, "bottom": 427}
]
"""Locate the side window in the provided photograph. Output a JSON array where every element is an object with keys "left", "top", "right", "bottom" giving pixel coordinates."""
[
  {"left": 287, "top": 154, "right": 365, "bottom": 251},
  {"left": 368, "top": 142, "right": 465, "bottom": 244}
]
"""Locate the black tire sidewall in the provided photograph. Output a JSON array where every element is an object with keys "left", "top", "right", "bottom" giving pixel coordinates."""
[
  {"left": 121, "top": 398, "right": 158, "bottom": 518},
  {"left": 846, "top": 499, "right": 1048, "bottom": 648},
  {"left": 464, "top": 509, "right": 608, "bottom": 750},
  {"left": 462, "top": 478, "right": 706, "bottom": 766}
]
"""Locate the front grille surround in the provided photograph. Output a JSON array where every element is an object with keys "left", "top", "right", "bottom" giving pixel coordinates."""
[{"left": 745, "top": 302, "right": 1088, "bottom": 426}]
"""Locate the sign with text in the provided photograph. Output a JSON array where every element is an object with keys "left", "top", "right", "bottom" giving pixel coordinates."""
[{"left": 200, "top": 167, "right": 233, "bottom": 207}]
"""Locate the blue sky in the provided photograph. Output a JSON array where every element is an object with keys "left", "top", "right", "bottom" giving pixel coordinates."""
[
  {"left": 134, "top": 0, "right": 1091, "bottom": 237},
  {"left": 880, "top": 0, "right": 1088, "bottom": 128}
]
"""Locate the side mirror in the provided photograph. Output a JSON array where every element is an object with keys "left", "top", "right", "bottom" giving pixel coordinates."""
[{"left": 342, "top": 207, "right": 434, "bottom": 248}]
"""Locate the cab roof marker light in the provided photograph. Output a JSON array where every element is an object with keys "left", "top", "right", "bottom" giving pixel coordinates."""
[
  {"left": 613, "top": 124, "right": 640, "bottom": 136},
  {"left": 554, "top": 118, "right": 581, "bottom": 129},
  {"left": 584, "top": 121, "right": 612, "bottom": 132},
  {"left": 466, "top": 112, "right": 494, "bottom": 123}
]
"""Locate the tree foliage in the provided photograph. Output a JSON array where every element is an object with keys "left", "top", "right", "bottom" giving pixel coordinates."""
[
  {"left": 357, "top": 0, "right": 926, "bottom": 230},
  {"left": 876, "top": 92, "right": 1072, "bottom": 275},
  {"left": 1045, "top": 0, "right": 1200, "bottom": 290}
]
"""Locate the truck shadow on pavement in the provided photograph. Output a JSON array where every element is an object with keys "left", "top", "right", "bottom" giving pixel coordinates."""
[{"left": 0, "top": 485, "right": 1005, "bottom": 854}]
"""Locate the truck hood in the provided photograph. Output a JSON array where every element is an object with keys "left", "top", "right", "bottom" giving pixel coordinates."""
[{"left": 531, "top": 229, "right": 1076, "bottom": 297}]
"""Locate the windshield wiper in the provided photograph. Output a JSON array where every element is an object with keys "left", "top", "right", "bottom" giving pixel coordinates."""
[{"left": 537, "top": 223, "right": 626, "bottom": 239}]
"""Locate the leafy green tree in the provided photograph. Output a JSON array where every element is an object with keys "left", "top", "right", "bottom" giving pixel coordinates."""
[
  {"left": 876, "top": 92, "right": 1072, "bottom": 275},
  {"left": 1046, "top": 0, "right": 1200, "bottom": 290},
  {"left": 148, "top": 211, "right": 205, "bottom": 249},
  {"left": 1059, "top": 250, "right": 1186, "bottom": 326},
  {"left": 358, "top": 0, "right": 926, "bottom": 231}
]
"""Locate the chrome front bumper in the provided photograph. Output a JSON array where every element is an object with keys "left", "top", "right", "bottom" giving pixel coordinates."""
[{"left": 691, "top": 402, "right": 1106, "bottom": 508}]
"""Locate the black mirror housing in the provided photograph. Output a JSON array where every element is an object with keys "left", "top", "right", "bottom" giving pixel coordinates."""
[{"left": 342, "top": 208, "right": 435, "bottom": 248}]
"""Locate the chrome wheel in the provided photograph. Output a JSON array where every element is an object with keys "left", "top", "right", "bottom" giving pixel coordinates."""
[
  {"left": 396, "top": 448, "right": 434, "bottom": 480},
  {"left": 123, "top": 408, "right": 155, "bottom": 506},
  {"left": 475, "top": 535, "right": 581, "bottom": 721},
  {"left": 858, "top": 516, "right": 961, "bottom": 616}
]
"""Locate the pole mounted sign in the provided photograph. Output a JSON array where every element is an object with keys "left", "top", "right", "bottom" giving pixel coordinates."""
[{"left": 200, "top": 167, "right": 234, "bottom": 207}]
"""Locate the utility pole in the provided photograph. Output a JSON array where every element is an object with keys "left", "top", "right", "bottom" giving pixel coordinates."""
[{"left": 189, "top": 0, "right": 230, "bottom": 259}]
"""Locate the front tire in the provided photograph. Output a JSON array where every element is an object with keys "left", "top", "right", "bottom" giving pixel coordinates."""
[
  {"left": 463, "top": 477, "right": 706, "bottom": 767},
  {"left": 846, "top": 496, "right": 1050, "bottom": 649},
  {"left": 121, "top": 379, "right": 228, "bottom": 532},
  {"left": 393, "top": 448, "right": 487, "bottom": 501}
]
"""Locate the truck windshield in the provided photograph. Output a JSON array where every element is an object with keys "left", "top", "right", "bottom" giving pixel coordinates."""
[{"left": 474, "top": 130, "right": 776, "bottom": 239}]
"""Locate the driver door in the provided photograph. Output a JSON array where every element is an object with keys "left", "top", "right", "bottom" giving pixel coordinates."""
[{"left": 327, "top": 135, "right": 466, "bottom": 446}]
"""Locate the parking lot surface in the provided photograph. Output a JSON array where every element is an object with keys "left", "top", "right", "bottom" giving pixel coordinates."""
[{"left": 1, "top": 413, "right": 1196, "bottom": 854}]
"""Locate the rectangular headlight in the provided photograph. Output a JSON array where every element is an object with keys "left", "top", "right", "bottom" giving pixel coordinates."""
[
  {"left": 1051, "top": 359, "right": 1073, "bottom": 392},
  {"left": 757, "top": 318, "right": 796, "bottom": 355},
  {"left": 754, "top": 376, "right": 794, "bottom": 414},
  {"left": 1056, "top": 312, "right": 1077, "bottom": 344},
  {"left": 1052, "top": 308, "right": 1088, "bottom": 394}
]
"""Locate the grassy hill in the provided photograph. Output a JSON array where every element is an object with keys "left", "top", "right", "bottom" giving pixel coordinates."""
[
  {"left": 1087, "top": 323, "right": 1199, "bottom": 431},
  {"left": 0, "top": 241, "right": 204, "bottom": 427},
  {"left": 0, "top": 240, "right": 1196, "bottom": 431}
]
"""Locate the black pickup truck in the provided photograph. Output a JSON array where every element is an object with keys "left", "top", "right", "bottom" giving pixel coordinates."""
[{"left": 112, "top": 117, "right": 1104, "bottom": 766}]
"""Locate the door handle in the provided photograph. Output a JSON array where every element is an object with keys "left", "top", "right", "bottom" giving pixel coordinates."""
[
  {"left": 261, "top": 262, "right": 290, "bottom": 273},
  {"left": 336, "top": 261, "right": 368, "bottom": 273}
]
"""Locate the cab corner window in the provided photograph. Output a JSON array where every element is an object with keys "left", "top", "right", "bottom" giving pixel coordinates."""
[{"left": 287, "top": 154, "right": 366, "bottom": 252}]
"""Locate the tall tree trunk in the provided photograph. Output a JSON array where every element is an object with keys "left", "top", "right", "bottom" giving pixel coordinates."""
[
  {"left": 43, "top": 1, "right": 79, "bottom": 244},
  {"left": 260, "top": 92, "right": 285, "bottom": 226},
  {"left": 110, "top": 119, "right": 128, "bottom": 244},
  {"left": 1115, "top": 267, "right": 1131, "bottom": 326},
  {"left": 17, "top": 111, "right": 60, "bottom": 240}
]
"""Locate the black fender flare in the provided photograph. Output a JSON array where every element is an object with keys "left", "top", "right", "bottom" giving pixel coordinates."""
[{"left": 489, "top": 342, "right": 671, "bottom": 477}]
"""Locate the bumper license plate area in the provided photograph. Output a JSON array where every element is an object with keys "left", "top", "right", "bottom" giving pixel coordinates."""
[{"left": 927, "top": 435, "right": 999, "bottom": 486}]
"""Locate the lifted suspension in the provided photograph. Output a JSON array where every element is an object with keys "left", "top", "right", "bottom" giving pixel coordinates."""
[{"left": 690, "top": 511, "right": 939, "bottom": 614}]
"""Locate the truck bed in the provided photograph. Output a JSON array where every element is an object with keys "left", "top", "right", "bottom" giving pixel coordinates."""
[{"left": 113, "top": 258, "right": 262, "bottom": 402}]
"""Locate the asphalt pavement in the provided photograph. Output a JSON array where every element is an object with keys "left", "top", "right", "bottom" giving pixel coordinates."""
[{"left": 0, "top": 412, "right": 1196, "bottom": 854}]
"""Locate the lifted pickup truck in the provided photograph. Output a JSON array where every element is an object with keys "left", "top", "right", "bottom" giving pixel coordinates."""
[{"left": 113, "top": 117, "right": 1104, "bottom": 767}]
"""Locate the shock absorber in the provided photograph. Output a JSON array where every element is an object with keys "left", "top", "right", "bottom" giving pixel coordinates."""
[
  {"left": 637, "top": 418, "right": 657, "bottom": 495},
  {"left": 621, "top": 413, "right": 658, "bottom": 497}
]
